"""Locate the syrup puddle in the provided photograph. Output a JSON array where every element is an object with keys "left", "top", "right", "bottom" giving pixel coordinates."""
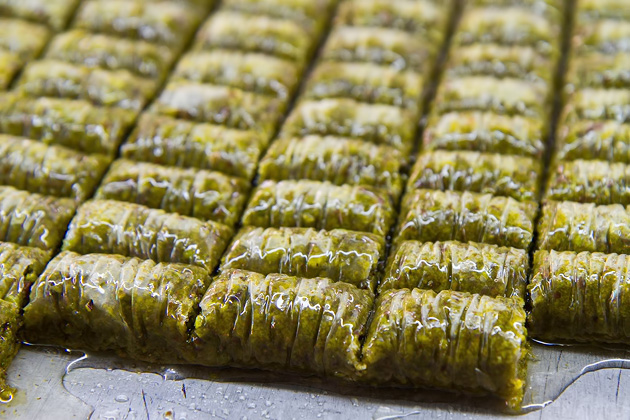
[
  {"left": 521, "top": 341, "right": 630, "bottom": 411},
  {"left": 5, "top": 342, "right": 630, "bottom": 419}
]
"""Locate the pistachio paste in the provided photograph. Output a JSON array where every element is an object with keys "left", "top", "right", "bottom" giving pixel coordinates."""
[
  {"left": 242, "top": 180, "right": 396, "bottom": 237},
  {"left": 280, "top": 99, "right": 416, "bottom": 154},
  {"left": 408, "top": 150, "right": 541, "bottom": 202},
  {"left": 396, "top": 189, "right": 536, "bottom": 249},
  {"left": 73, "top": 0, "right": 201, "bottom": 49},
  {"left": 423, "top": 111, "right": 545, "bottom": 158},
  {"left": 0, "top": 186, "right": 75, "bottom": 251},
  {"left": 46, "top": 30, "right": 174, "bottom": 80},
  {"left": 18, "top": 59, "right": 158, "bottom": 111},
  {"left": 0, "top": 241, "right": 49, "bottom": 307},
  {"left": 0, "top": 135, "right": 110, "bottom": 202},
  {"left": 382, "top": 240, "right": 528, "bottom": 298},
  {"left": 530, "top": 250, "right": 630, "bottom": 344},
  {"left": 194, "top": 11, "right": 313, "bottom": 63},
  {"left": 362, "top": 289, "right": 528, "bottom": 409},
  {"left": 121, "top": 113, "right": 264, "bottom": 180},
  {"left": 151, "top": 81, "right": 285, "bottom": 136},
  {"left": 546, "top": 159, "right": 630, "bottom": 205},
  {"left": 189, "top": 269, "right": 373, "bottom": 379},
  {"left": 303, "top": 62, "right": 423, "bottom": 110},
  {"left": 63, "top": 200, "right": 232, "bottom": 271},
  {"left": 221, "top": 226, "right": 384, "bottom": 291},
  {"left": 537, "top": 201, "right": 630, "bottom": 253},
  {"left": 24, "top": 251, "right": 210, "bottom": 363},
  {"left": 173, "top": 50, "right": 300, "bottom": 99},
  {"left": 0, "top": 0, "right": 81, "bottom": 30},
  {"left": 96, "top": 160, "right": 249, "bottom": 228},
  {"left": 258, "top": 136, "right": 405, "bottom": 199},
  {"left": 0, "top": 93, "right": 136, "bottom": 156}
]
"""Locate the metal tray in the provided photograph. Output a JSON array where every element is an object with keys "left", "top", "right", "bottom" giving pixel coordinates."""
[{"left": 3, "top": 342, "right": 630, "bottom": 419}]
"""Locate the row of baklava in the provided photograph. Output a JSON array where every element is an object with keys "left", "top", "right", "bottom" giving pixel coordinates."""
[
  {"left": 0, "top": 0, "right": 89, "bottom": 400},
  {"left": 388, "top": 0, "right": 564, "bottom": 307},
  {"left": 529, "top": 0, "right": 630, "bottom": 345},
  {"left": 0, "top": 0, "right": 214, "bottom": 400},
  {"left": 366, "top": 0, "right": 566, "bottom": 409}
]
